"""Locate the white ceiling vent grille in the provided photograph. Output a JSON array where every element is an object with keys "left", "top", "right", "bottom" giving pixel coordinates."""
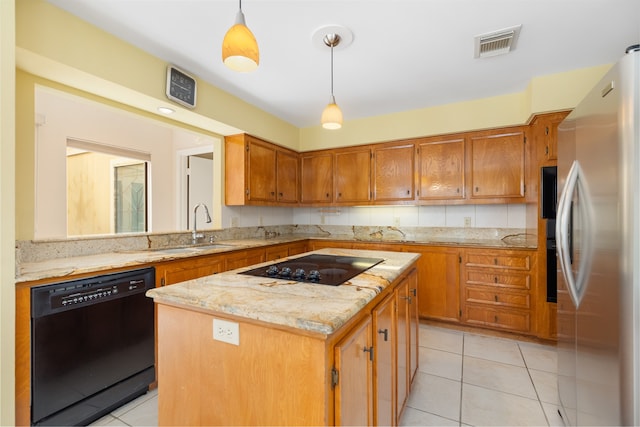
[{"left": 474, "top": 25, "right": 522, "bottom": 58}]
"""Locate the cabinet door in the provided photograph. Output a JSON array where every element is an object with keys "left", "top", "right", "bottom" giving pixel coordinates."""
[
  {"left": 225, "top": 248, "right": 266, "bottom": 271},
  {"left": 406, "top": 270, "right": 419, "bottom": 385},
  {"left": 395, "top": 279, "right": 410, "bottom": 418},
  {"left": 265, "top": 245, "right": 289, "bottom": 261},
  {"left": 300, "top": 152, "right": 333, "bottom": 204},
  {"left": 373, "top": 143, "right": 415, "bottom": 203},
  {"left": 373, "top": 295, "right": 395, "bottom": 426},
  {"left": 417, "top": 137, "right": 465, "bottom": 200},
  {"left": 334, "top": 148, "right": 371, "bottom": 204},
  {"left": 156, "top": 255, "right": 225, "bottom": 287},
  {"left": 408, "top": 246, "right": 460, "bottom": 323},
  {"left": 247, "top": 138, "right": 277, "bottom": 202},
  {"left": 334, "top": 315, "right": 373, "bottom": 426},
  {"left": 468, "top": 129, "right": 526, "bottom": 200},
  {"left": 276, "top": 149, "right": 299, "bottom": 203}
]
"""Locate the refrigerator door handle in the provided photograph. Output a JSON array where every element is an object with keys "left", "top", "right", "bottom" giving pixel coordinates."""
[{"left": 556, "top": 160, "right": 595, "bottom": 308}]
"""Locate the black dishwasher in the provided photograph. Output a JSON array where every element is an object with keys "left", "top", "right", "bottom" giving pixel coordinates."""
[{"left": 31, "top": 267, "right": 156, "bottom": 426}]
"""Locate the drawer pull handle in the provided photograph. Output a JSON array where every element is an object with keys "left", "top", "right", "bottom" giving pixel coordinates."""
[
  {"left": 494, "top": 315, "right": 499, "bottom": 323},
  {"left": 378, "top": 328, "right": 389, "bottom": 341},
  {"left": 494, "top": 258, "right": 498, "bottom": 265},
  {"left": 494, "top": 276, "right": 498, "bottom": 283},
  {"left": 494, "top": 295, "right": 498, "bottom": 302}
]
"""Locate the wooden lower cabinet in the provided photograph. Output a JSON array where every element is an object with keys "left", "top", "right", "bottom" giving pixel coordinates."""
[
  {"left": 155, "top": 254, "right": 224, "bottom": 287},
  {"left": 460, "top": 248, "right": 537, "bottom": 334},
  {"left": 335, "top": 315, "right": 374, "bottom": 426},
  {"left": 155, "top": 265, "right": 418, "bottom": 426},
  {"left": 224, "top": 247, "right": 266, "bottom": 270},
  {"left": 373, "top": 295, "right": 395, "bottom": 426},
  {"left": 404, "top": 245, "right": 460, "bottom": 323}
]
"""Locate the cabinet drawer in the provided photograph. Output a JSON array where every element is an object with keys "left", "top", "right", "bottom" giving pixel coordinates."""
[
  {"left": 465, "top": 252, "right": 532, "bottom": 271},
  {"left": 464, "top": 305, "right": 530, "bottom": 333},
  {"left": 464, "top": 270, "right": 531, "bottom": 290},
  {"left": 464, "top": 286, "right": 530, "bottom": 309}
]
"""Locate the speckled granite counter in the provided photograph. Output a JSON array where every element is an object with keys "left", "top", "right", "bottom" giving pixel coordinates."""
[
  {"left": 16, "top": 225, "right": 536, "bottom": 284},
  {"left": 147, "top": 248, "right": 420, "bottom": 336}
]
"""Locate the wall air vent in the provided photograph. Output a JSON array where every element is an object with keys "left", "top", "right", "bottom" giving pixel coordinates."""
[{"left": 474, "top": 25, "right": 522, "bottom": 58}]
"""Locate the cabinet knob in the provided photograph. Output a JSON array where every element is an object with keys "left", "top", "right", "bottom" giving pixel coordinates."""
[
  {"left": 457, "top": 188, "right": 460, "bottom": 193},
  {"left": 326, "top": 193, "right": 330, "bottom": 198},
  {"left": 494, "top": 295, "right": 498, "bottom": 302},
  {"left": 377, "top": 328, "right": 389, "bottom": 342},
  {"left": 494, "top": 276, "right": 498, "bottom": 283},
  {"left": 475, "top": 186, "right": 479, "bottom": 192},
  {"left": 411, "top": 288, "right": 417, "bottom": 297},
  {"left": 406, "top": 190, "right": 411, "bottom": 195}
]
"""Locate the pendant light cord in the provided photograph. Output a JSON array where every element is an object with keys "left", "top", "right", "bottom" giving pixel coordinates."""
[{"left": 330, "top": 42, "right": 335, "bottom": 101}]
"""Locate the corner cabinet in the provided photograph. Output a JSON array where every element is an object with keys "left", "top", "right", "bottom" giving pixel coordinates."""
[{"left": 225, "top": 133, "right": 299, "bottom": 206}]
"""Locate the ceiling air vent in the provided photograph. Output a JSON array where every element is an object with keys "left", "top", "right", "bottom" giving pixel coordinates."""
[{"left": 474, "top": 25, "right": 522, "bottom": 58}]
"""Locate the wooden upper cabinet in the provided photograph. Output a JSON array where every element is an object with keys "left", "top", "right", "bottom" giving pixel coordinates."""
[
  {"left": 468, "top": 127, "right": 527, "bottom": 201},
  {"left": 372, "top": 142, "right": 415, "bottom": 203},
  {"left": 531, "top": 110, "right": 571, "bottom": 164},
  {"left": 417, "top": 136, "right": 465, "bottom": 201},
  {"left": 334, "top": 147, "right": 372, "bottom": 204},
  {"left": 300, "top": 151, "right": 333, "bottom": 204},
  {"left": 275, "top": 149, "right": 299, "bottom": 203},
  {"left": 247, "top": 137, "right": 277, "bottom": 203},
  {"left": 225, "top": 134, "right": 299, "bottom": 206}
]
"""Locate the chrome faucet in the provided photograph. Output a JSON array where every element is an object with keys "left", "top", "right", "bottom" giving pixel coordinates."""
[{"left": 192, "top": 203, "right": 212, "bottom": 244}]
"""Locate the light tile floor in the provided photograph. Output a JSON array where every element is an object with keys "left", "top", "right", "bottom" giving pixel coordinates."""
[{"left": 91, "top": 323, "right": 563, "bottom": 426}]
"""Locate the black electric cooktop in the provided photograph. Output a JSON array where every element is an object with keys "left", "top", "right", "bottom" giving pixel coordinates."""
[{"left": 240, "top": 254, "right": 385, "bottom": 286}]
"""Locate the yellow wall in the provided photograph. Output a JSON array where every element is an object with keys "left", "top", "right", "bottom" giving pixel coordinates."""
[{"left": 1, "top": 0, "right": 16, "bottom": 424}]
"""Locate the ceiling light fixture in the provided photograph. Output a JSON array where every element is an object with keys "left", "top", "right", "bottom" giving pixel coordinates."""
[
  {"left": 222, "top": 0, "right": 259, "bottom": 72},
  {"left": 321, "top": 33, "right": 343, "bottom": 130}
]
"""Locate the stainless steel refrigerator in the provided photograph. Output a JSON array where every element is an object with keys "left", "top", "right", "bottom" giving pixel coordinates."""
[{"left": 556, "top": 45, "right": 639, "bottom": 426}]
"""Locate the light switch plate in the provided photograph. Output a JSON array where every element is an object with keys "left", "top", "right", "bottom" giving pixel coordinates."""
[{"left": 213, "top": 318, "right": 239, "bottom": 345}]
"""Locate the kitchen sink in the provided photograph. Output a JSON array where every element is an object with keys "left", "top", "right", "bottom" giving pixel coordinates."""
[{"left": 190, "top": 244, "right": 237, "bottom": 251}]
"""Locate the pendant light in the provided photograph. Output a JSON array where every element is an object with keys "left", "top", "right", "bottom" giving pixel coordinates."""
[
  {"left": 321, "top": 33, "right": 343, "bottom": 130},
  {"left": 222, "top": 0, "right": 259, "bottom": 72}
]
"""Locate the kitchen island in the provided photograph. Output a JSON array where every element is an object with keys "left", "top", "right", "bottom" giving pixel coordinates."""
[{"left": 147, "top": 248, "right": 420, "bottom": 426}]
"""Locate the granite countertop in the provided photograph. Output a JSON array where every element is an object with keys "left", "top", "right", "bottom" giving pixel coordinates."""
[
  {"left": 15, "top": 232, "right": 537, "bottom": 284},
  {"left": 146, "top": 248, "right": 420, "bottom": 336}
]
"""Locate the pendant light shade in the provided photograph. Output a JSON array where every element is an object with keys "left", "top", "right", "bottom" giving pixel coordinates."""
[
  {"left": 321, "top": 33, "right": 342, "bottom": 130},
  {"left": 321, "top": 98, "right": 343, "bottom": 130},
  {"left": 222, "top": 1, "right": 259, "bottom": 72}
]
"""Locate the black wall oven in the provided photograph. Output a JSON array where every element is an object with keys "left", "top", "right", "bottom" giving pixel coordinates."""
[
  {"left": 541, "top": 166, "right": 558, "bottom": 302},
  {"left": 30, "top": 267, "right": 155, "bottom": 426}
]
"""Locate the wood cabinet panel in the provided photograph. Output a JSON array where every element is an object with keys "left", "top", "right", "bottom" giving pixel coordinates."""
[
  {"left": 395, "top": 277, "right": 410, "bottom": 420},
  {"left": 265, "top": 245, "right": 289, "bottom": 261},
  {"left": 225, "top": 134, "right": 299, "bottom": 206},
  {"left": 335, "top": 148, "right": 372, "bottom": 204},
  {"left": 417, "top": 137, "right": 465, "bottom": 200},
  {"left": 373, "top": 143, "right": 415, "bottom": 203},
  {"left": 373, "top": 295, "right": 395, "bottom": 427},
  {"left": 301, "top": 152, "right": 333, "bottom": 204},
  {"left": 247, "top": 137, "right": 277, "bottom": 202},
  {"left": 405, "top": 245, "right": 460, "bottom": 323},
  {"left": 156, "top": 255, "right": 224, "bottom": 287},
  {"left": 461, "top": 248, "right": 536, "bottom": 335},
  {"left": 334, "top": 315, "right": 374, "bottom": 426},
  {"left": 464, "top": 287, "right": 531, "bottom": 309},
  {"left": 224, "top": 248, "right": 266, "bottom": 271},
  {"left": 464, "top": 305, "right": 531, "bottom": 333},
  {"left": 468, "top": 129, "right": 526, "bottom": 200},
  {"left": 465, "top": 270, "right": 531, "bottom": 290},
  {"left": 276, "top": 149, "right": 299, "bottom": 203}
]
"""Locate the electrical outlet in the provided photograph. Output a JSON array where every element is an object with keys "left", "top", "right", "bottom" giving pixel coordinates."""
[
  {"left": 213, "top": 319, "right": 239, "bottom": 346},
  {"left": 464, "top": 217, "right": 472, "bottom": 227}
]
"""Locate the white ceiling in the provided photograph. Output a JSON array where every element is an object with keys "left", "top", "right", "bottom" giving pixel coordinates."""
[{"left": 46, "top": 0, "right": 640, "bottom": 128}]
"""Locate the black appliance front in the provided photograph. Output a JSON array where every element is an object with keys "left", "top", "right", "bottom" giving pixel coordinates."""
[
  {"left": 240, "top": 254, "right": 385, "bottom": 286},
  {"left": 31, "top": 267, "right": 156, "bottom": 426},
  {"left": 541, "top": 166, "right": 558, "bottom": 219}
]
